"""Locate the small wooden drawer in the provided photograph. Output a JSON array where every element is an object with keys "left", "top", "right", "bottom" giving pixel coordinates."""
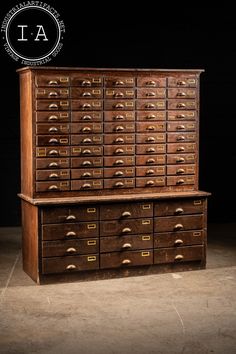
[
  {"left": 136, "top": 122, "right": 165, "bottom": 132},
  {"left": 71, "top": 112, "right": 103, "bottom": 122},
  {"left": 167, "top": 154, "right": 195, "bottom": 164},
  {"left": 36, "top": 169, "right": 70, "bottom": 181},
  {"left": 104, "top": 111, "right": 135, "bottom": 121},
  {"left": 154, "top": 215, "right": 204, "bottom": 232},
  {"left": 136, "top": 166, "right": 165, "bottom": 177},
  {"left": 136, "top": 100, "right": 166, "bottom": 110},
  {"left": 154, "top": 246, "right": 203, "bottom": 264},
  {"left": 71, "top": 123, "right": 102, "bottom": 134},
  {"left": 104, "top": 156, "right": 135, "bottom": 167},
  {"left": 41, "top": 206, "right": 99, "bottom": 224},
  {"left": 167, "top": 176, "right": 195, "bottom": 186},
  {"left": 71, "top": 75, "right": 102, "bottom": 86},
  {"left": 36, "top": 100, "right": 70, "bottom": 111},
  {"left": 36, "top": 158, "right": 70, "bottom": 169},
  {"left": 104, "top": 134, "right": 135, "bottom": 145},
  {"left": 167, "top": 164, "right": 195, "bottom": 176},
  {"left": 136, "top": 133, "right": 166, "bottom": 144},
  {"left": 104, "top": 178, "right": 135, "bottom": 189},
  {"left": 154, "top": 230, "right": 203, "bottom": 248},
  {"left": 71, "top": 168, "right": 103, "bottom": 179},
  {"left": 71, "top": 146, "right": 103, "bottom": 156},
  {"left": 100, "top": 202, "right": 153, "bottom": 220},
  {"left": 35, "top": 75, "right": 70, "bottom": 87},
  {"left": 168, "top": 89, "right": 196, "bottom": 99},
  {"left": 167, "top": 143, "right": 196, "bottom": 153},
  {"left": 137, "top": 88, "right": 166, "bottom": 98},
  {"left": 71, "top": 135, "right": 103, "bottom": 145},
  {"left": 136, "top": 177, "right": 165, "bottom": 188},
  {"left": 154, "top": 198, "right": 205, "bottom": 216},
  {"left": 100, "top": 250, "right": 153, "bottom": 269},
  {"left": 100, "top": 218, "right": 153, "bottom": 236},
  {"left": 36, "top": 88, "right": 70, "bottom": 99},
  {"left": 36, "top": 124, "right": 70, "bottom": 135},
  {"left": 136, "top": 155, "right": 166, "bottom": 165},
  {"left": 167, "top": 133, "right": 196, "bottom": 143},
  {"left": 104, "top": 145, "right": 135, "bottom": 156},
  {"left": 167, "top": 100, "right": 197, "bottom": 110},
  {"left": 167, "top": 111, "right": 197, "bottom": 121},
  {"left": 104, "top": 167, "right": 135, "bottom": 178},
  {"left": 42, "top": 223, "right": 99, "bottom": 240},
  {"left": 71, "top": 179, "right": 103, "bottom": 190},
  {"left": 105, "top": 89, "right": 135, "bottom": 98},
  {"left": 104, "top": 76, "right": 135, "bottom": 87},
  {"left": 104, "top": 100, "right": 135, "bottom": 110},
  {"left": 167, "top": 122, "right": 196, "bottom": 132},
  {"left": 36, "top": 135, "right": 70, "bottom": 146},
  {"left": 71, "top": 100, "right": 103, "bottom": 111},
  {"left": 136, "top": 144, "right": 166, "bottom": 154},
  {"left": 136, "top": 111, "right": 166, "bottom": 121},
  {"left": 36, "top": 147, "right": 70, "bottom": 158},
  {"left": 100, "top": 234, "right": 153, "bottom": 253},
  {"left": 71, "top": 157, "right": 103, "bottom": 168},
  {"left": 137, "top": 77, "right": 166, "bottom": 87},
  {"left": 168, "top": 76, "right": 197, "bottom": 88},
  {"left": 104, "top": 123, "right": 135, "bottom": 133},
  {"left": 42, "top": 254, "right": 99, "bottom": 274},
  {"left": 36, "top": 111, "right": 70, "bottom": 123},
  {"left": 36, "top": 181, "right": 70, "bottom": 192},
  {"left": 71, "top": 87, "right": 103, "bottom": 98},
  {"left": 42, "top": 239, "right": 99, "bottom": 257}
]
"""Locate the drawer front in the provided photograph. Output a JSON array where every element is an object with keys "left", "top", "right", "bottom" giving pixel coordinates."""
[
  {"left": 71, "top": 146, "right": 103, "bottom": 156},
  {"left": 137, "top": 88, "right": 166, "bottom": 98},
  {"left": 71, "top": 157, "right": 103, "bottom": 168},
  {"left": 154, "top": 198, "right": 204, "bottom": 216},
  {"left": 42, "top": 223, "right": 99, "bottom": 240},
  {"left": 71, "top": 168, "right": 103, "bottom": 179},
  {"left": 104, "top": 134, "right": 135, "bottom": 145},
  {"left": 36, "top": 135, "right": 70, "bottom": 146},
  {"left": 167, "top": 133, "right": 196, "bottom": 143},
  {"left": 136, "top": 166, "right": 165, "bottom": 177},
  {"left": 154, "top": 230, "right": 203, "bottom": 248},
  {"left": 41, "top": 206, "right": 99, "bottom": 223},
  {"left": 136, "top": 100, "right": 166, "bottom": 110},
  {"left": 136, "top": 144, "right": 166, "bottom": 155},
  {"left": 167, "top": 164, "right": 196, "bottom": 176},
  {"left": 71, "top": 75, "right": 102, "bottom": 86},
  {"left": 36, "top": 124, "right": 70, "bottom": 135},
  {"left": 136, "top": 177, "right": 165, "bottom": 188},
  {"left": 104, "top": 145, "right": 135, "bottom": 156},
  {"left": 167, "top": 111, "right": 197, "bottom": 121},
  {"left": 136, "top": 111, "right": 166, "bottom": 121},
  {"left": 42, "top": 238, "right": 99, "bottom": 257},
  {"left": 104, "top": 123, "right": 135, "bottom": 133},
  {"left": 167, "top": 176, "right": 195, "bottom": 186},
  {"left": 36, "top": 88, "right": 70, "bottom": 99},
  {"left": 105, "top": 88, "right": 135, "bottom": 98},
  {"left": 136, "top": 122, "right": 165, "bottom": 133},
  {"left": 42, "top": 254, "right": 99, "bottom": 274},
  {"left": 100, "top": 202, "right": 153, "bottom": 220},
  {"left": 136, "top": 155, "right": 166, "bottom": 165},
  {"left": 100, "top": 250, "right": 153, "bottom": 269},
  {"left": 36, "top": 158, "right": 70, "bottom": 169},
  {"left": 167, "top": 100, "right": 196, "bottom": 110},
  {"left": 168, "top": 76, "right": 197, "bottom": 88},
  {"left": 100, "top": 234, "right": 153, "bottom": 253},
  {"left": 168, "top": 89, "right": 196, "bottom": 99},
  {"left": 36, "top": 111, "right": 70, "bottom": 123},
  {"left": 100, "top": 218, "right": 153, "bottom": 236},
  {"left": 136, "top": 133, "right": 166, "bottom": 144},
  {"left": 71, "top": 179, "right": 103, "bottom": 190},
  {"left": 167, "top": 122, "right": 196, "bottom": 132},
  {"left": 36, "top": 181, "right": 70, "bottom": 192},
  {"left": 167, "top": 154, "right": 195, "bottom": 164},
  {"left": 35, "top": 75, "right": 70, "bottom": 87},
  {"left": 36, "top": 147, "right": 70, "bottom": 158},
  {"left": 104, "top": 167, "right": 135, "bottom": 178},
  {"left": 71, "top": 123, "right": 103, "bottom": 134},
  {"left": 154, "top": 215, "right": 204, "bottom": 232},
  {"left": 71, "top": 88, "right": 103, "bottom": 98},
  {"left": 36, "top": 100, "right": 70, "bottom": 111},
  {"left": 104, "top": 156, "right": 135, "bottom": 167},
  {"left": 71, "top": 100, "right": 103, "bottom": 111},
  {"left": 36, "top": 169, "right": 70, "bottom": 181},
  {"left": 104, "top": 178, "right": 135, "bottom": 189},
  {"left": 104, "top": 76, "right": 135, "bottom": 87},
  {"left": 71, "top": 112, "right": 103, "bottom": 122},
  {"left": 71, "top": 135, "right": 103, "bottom": 145},
  {"left": 154, "top": 246, "right": 203, "bottom": 264},
  {"left": 167, "top": 143, "right": 196, "bottom": 154},
  {"left": 137, "top": 77, "right": 166, "bottom": 87},
  {"left": 104, "top": 111, "right": 135, "bottom": 121}
]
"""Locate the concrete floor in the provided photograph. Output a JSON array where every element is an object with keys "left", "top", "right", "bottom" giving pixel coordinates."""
[{"left": 0, "top": 224, "right": 236, "bottom": 354}]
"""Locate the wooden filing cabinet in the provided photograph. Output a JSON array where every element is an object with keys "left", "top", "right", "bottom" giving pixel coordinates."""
[{"left": 18, "top": 67, "right": 210, "bottom": 284}]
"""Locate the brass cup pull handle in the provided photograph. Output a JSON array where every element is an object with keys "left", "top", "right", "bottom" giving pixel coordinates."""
[
  {"left": 115, "top": 126, "right": 124, "bottom": 132},
  {"left": 115, "top": 148, "right": 124, "bottom": 154},
  {"left": 146, "top": 80, "right": 156, "bottom": 86},
  {"left": 177, "top": 103, "right": 186, "bottom": 108},
  {"left": 115, "top": 181, "right": 124, "bottom": 187},
  {"left": 122, "top": 259, "right": 132, "bottom": 265},
  {"left": 177, "top": 136, "right": 185, "bottom": 141},
  {"left": 48, "top": 115, "right": 58, "bottom": 121},
  {"left": 49, "top": 150, "right": 59, "bottom": 155},
  {"left": 147, "top": 158, "right": 155, "bottom": 164},
  {"left": 177, "top": 81, "right": 186, "bottom": 86},
  {"left": 82, "top": 160, "right": 92, "bottom": 166},
  {"left": 176, "top": 92, "right": 186, "bottom": 97},
  {"left": 122, "top": 243, "right": 132, "bottom": 249},
  {"left": 115, "top": 115, "right": 124, "bottom": 120},
  {"left": 82, "top": 80, "right": 91, "bottom": 86},
  {"left": 82, "top": 183, "right": 92, "bottom": 188},
  {"left": 176, "top": 179, "right": 185, "bottom": 184},
  {"left": 66, "top": 215, "right": 76, "bottom": 221},
  {"left": 48, "top": 185, "right": 58, "bottom": 190},
  {"left": 82, "top": 115, "right": 92, "bottom": 120},
  {"left": 66, "top": 247, "right": 77, "bottom": 253},
  {"left": 175, "top": 207, "right": 184, "bottom": 214},
  {"left": 49, "top": 138, "right": 58, "bottom": 144},
  {"left": 114, "top": 159, "right": 124, "bottom": 165},
  {"left": 147, "top": 148, "right": 155, "bottom": 153},
  {"left": 82, "top": 149, "right": 92, "bottom": 154},
  {"left": 146, "top": 180, "right": 155, "bottom": 186},
  {"left": 115, "top": 137, "right": 124, "bottom": 143},
  {"left": 49, "top": 173, "right": 59, "bottom": 178},
  {"left": 122, "top": 227, "right": 131, "bottom": 233},
  {"left": 146, "top": 169, "right": 155, "bottom": 175},
  {"left": 82, "top": 138, "right": 92, "bottom": 143},
  {"left": 48, "top": 80, "right": 58, "bottom": 85},
  {"left": 174, "top": 239, "right": 184, "bottom": 246},
  {"left": 49, "top": 103, "right": 58, "bottom": 109},
  {"left": 176, "top": 168, "right": 185, "bottom": 174},
  {"left": 147, "top": 125, "right": 155, "bottom": 131},
  {"left": 174, "top": 223, "right": 184, "bottom": 231},
  {"left": 48, "top": 162, "right": 58, "bottom": 168},
  {"left": 122, "top": 211, "right": 131, "bottom": 217},
  {"left": 48, "top": 127, "right": 58, "bottom": 133},
  {"left": 114, "top": 171, "right": 124, "bottom": 177},
  {"left": 145, "top": 103, "right": 155, "bottom": 109},
  {"left": 176, "top": 147, "right": 185, "bottom": 152},
  {"left": 146, "top": 92, "right": 156, "bottom": 97},
  {"left": 115, "top": 92, "right": 124, "bottom": 98},
  {"left": 82, "top": 92, "right": 92, "bottom": 97},
  {"left": 82, "top": 172, "right": 92, "bottom": 177},
  {"left": 82, "top": 127, "right": 92, "bottom": 132},
  {"left": 177, "top": 125, "right": 185, "bottom": 130},
  {"left": 115, "top": 80, "right": 124, "bottom": 85},
  {"left": 82, "top": 103, "right": 91, "bottom": 109},
  {"left": 175, "top": 254, "right": 184, "bottom": 260},
  {"left": 147, "top": 137, "right": 155, "bottom": 142},
  {"left": 49, "top": 91, "right": 58, "bottom": 97},
  {"left": 66, "top": 231, "right": 76, "bottom": 237},
  {"left": 176, "top": 158, "right": 185, "bottom": 163},
  {"left": 146, "top": 114, "right": 156, "bottom": 120},
  {"left": 66, "top": 264, "right": 77, "bottom": 270},
  {"left": 176, "top": 114, "right": 186, "bottom": 119},
  {"left": 114, "top": 103, "right": 124, "bottom": 109}
]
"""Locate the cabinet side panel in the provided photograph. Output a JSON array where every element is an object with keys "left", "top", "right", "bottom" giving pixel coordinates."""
[{"left": 21, "top": 200, "right": 39, "bottom": 282}]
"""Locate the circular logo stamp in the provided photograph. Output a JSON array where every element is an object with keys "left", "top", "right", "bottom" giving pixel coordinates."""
[{"left": 1, "top": 2, "right": 65, "bottom": 65}]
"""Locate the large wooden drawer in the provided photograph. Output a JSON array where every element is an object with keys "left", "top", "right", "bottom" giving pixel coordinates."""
[
  {"left": 35, "top": 75, "right": 70, "bottom": 87},
  {"left": 167, "top": 89, "right": 196, "bottom": 99},
  {"left": 36, "top": 124, "right": 70, "bottom": 135},
  {"left": 71, "top": 111, "right": 103, "bottom": 122},
  {"left": 136, "top": 100, "right": 166, "bottom": 110},
  {"left": 100, "top": 202, "right": 153, "bottom": 220},
  {"left": 167, "top": 143, "right": 196, "bottom": 154},
  {"left": 71, "top": 168, "right": 103, "bottom": 179},
  {"left": 154, "top": 230, "right": 203, "bottom": 248},
  {"left": 42, "top": 254, "right": 99, "bottom": 274},
  {"left": 71, "top": 146, "right": 103, "bottom": 156},
  {"left": 71, "top": 87, "right": 103, "bottom": 98},
  {"left": 36, "top": 135, "right": 70, "bottom": 146},
  {"left": 136, "top": 155, "right": 166, "bottom": 165},
  {"left": 100, "top": 250, "right": 153, "bottom": 269},
  {"left": 71, "top": 179, "right": 103, "bottom": 190},
  {"left": 103, "top": 145, "right": 135, "bottom": 156},
  {"left": 36, "top": 158, "right": 70, "bottom": 169},
  {"left": 136, "top": 122, "right": 166, "bottom": 132},
  {"left": 104, "top": 76, "right": 135, "bottom": 87},
  {"left": 71, "top": 135, "right": 103, "bottom": 145},
  {"left": 167, "top": 133, "right": 196, "bottom": 143},
  {"left": 71, "top": 123, "right": 102, "bottom": 134},
  {"left": 104, "top": 156, "right": 135, "bottom": 167},
  {"left": 71, "top": 100, "right": 103, "bottom": 111},
  {"left": 104, "top": 100, "right": 135, "bottom": 111},
  {"left": 100, "top": 218, "right": 153, "bottom": 236},
  {"left": 104, "top": 111, "right": 135, "bottom": 121},
  {"left": 36, "top": 111, "right": 70, "bottom": 123},
  {"left": 104, "top": 178, "right": 135, "bottom": 189},
  {"left": 167, "top": 154, "right": 195, "bottom": 164},
  {"left": 36, "top": 147, "right": 70, "bottom": 158},
  {"left": 154, "top": 215, "right": 204, "bottom": 232},
  {"left": 167, "top": 76, "right": 197, "bottom": 88},
  {"left": 104, "top": 134, "right": 135, "bottom": 145},
  {"left": 167, "top": 122, "right": 196, "bottom": 132},
  {"left": 42, "top": 238, "right": 99, "bottom": 257},
  {"left": 136, "top": 144, "right": 166, "bottom": 155},
  {"left": 36, "top": 169, "right": 70, "bottom": 181},
  {"left": 71, "top": 157, "right": 103, "bottom": 168},
  {"left": 100, "top": 234, "right": 153, "bottom": 253},
  {"left": 154, "top": 245, "right": 203, "bottom": 264},
  {"left": 70, "top": 75, "right": 102, "bottom": 87},
  {"left": 136, "top": 166, "right": 165, "bottom": 177},
  {"left": 103, "top": 167, "right": 135, "bottom": 178},
  {"left": 36, "top": 100, "right": 70, "bottom": 111},
  {"left": 136, "top": 177, "right": 165, "bottom": 188},
  {"left": 167, "top": 165, "right": 195, "bottom": 176},
  {"left": 42, "top": 222, "right": 99, "bottom": 240},
  {"left": 36, "top": 88, "right": 70, "bottom": 99},
  {"left": 167, "top": 176, "right": 195, "bottom": 186},
  {"left": 167, "top": 111, "right": 196, "bottom": 121},
  {"left": 104, "top": 123, "right": 135, "bottom": 133},
  {"left": 136, "top": 133, "right": 166, "bottom": 144},
  {"left": 41, "top": 206, "right": 99, "bottom": 223},
  {"left": 36, "top": 181, "right": 70, "bottom": 192},
  {"left": 136, "top": 111, "right": 166, "bottom": 121},
  {"left": 105, "top": 88, "right": 135, "bottom": 99},
  {"left": 137, "top": 77, "right": 166, "bottom": 87},
  {"left": 137, "top": 88, "right": 166, "bottom": 98}
]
